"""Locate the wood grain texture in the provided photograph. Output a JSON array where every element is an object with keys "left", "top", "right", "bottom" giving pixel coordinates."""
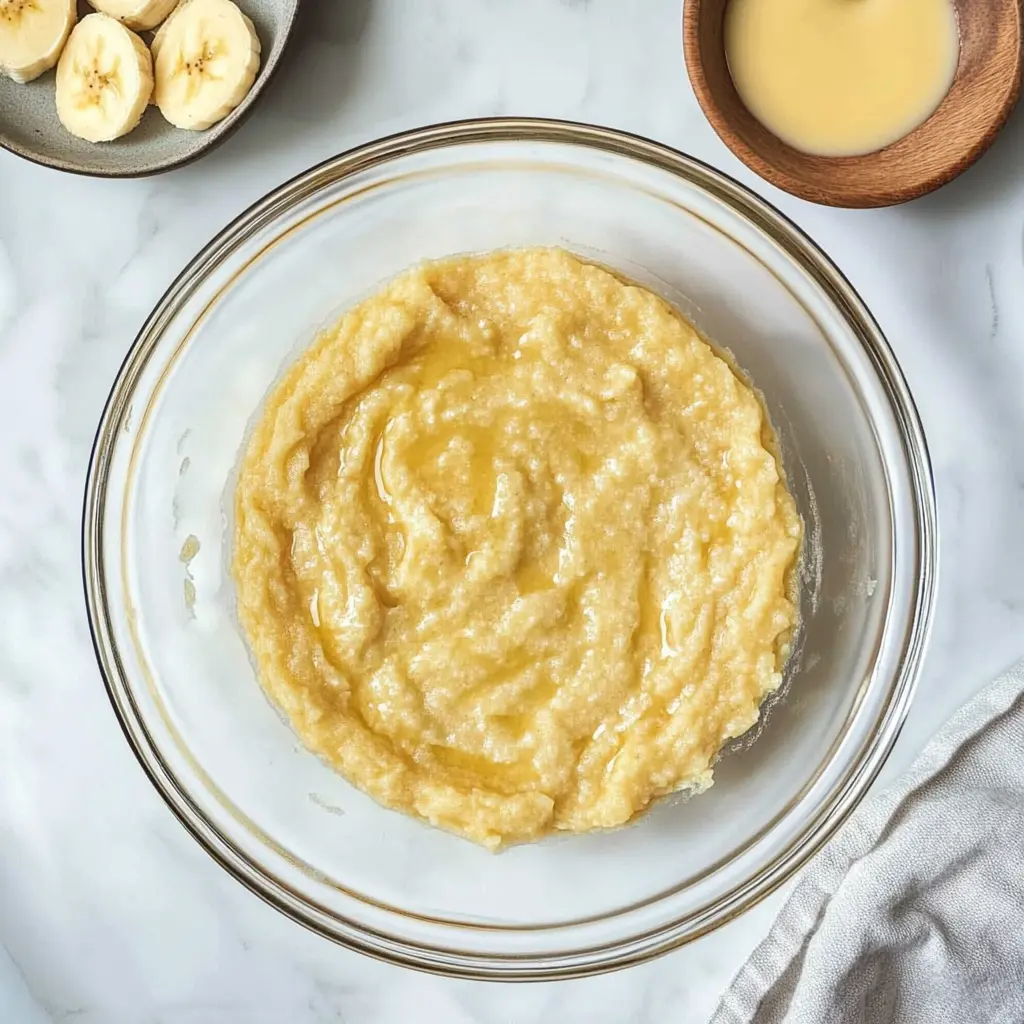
[{"left": 683, "top": 0, "right": 1023, "bottom": 208}]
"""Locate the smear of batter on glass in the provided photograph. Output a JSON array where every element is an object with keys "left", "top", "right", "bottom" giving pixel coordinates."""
[{"left": 180, "top": 534, "right": 200, "bottom": 617}]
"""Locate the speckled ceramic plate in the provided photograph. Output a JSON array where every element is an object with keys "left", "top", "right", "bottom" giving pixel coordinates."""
[{"left": 0, "top": 0, "right": 298, "bottom": 177}]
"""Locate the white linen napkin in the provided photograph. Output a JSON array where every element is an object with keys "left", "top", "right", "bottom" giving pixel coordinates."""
[{"left": 712, "top": 659, "right": 1024, "bottom": 1024}]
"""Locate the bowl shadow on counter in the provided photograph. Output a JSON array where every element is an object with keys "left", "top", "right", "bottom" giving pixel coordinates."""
[{"left": 250, "top": 0, "right": 373, "bottom": 147}]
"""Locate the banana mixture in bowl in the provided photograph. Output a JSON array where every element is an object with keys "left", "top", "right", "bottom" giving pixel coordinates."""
[
  {"left": 233, "top": 247, "right": 803, "bottom": 848},
  {"left": 86, "top": 123, "right": 935, "bottom": 972}
]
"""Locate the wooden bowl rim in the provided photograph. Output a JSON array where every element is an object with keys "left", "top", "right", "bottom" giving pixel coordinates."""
[{"left": 683, "top": 0, "right": 1024, "bottom": 208}]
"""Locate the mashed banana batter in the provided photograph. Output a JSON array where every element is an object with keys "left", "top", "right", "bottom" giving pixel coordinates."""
[{"left": 233, "top": 248, "right": 801, "bottom": 848}]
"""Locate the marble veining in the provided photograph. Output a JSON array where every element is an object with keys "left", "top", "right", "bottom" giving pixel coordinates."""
[{"left": 2, "top": 0, "right": 1024, "bottom": 1020}]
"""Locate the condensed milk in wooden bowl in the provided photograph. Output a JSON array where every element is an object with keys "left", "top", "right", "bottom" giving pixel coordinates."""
[{"left": 684, "top": 0, "right": 1023, "bottom": 207}]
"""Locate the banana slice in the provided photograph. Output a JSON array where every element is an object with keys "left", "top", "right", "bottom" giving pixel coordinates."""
[
  {"left": 86, "top": 0, "right": 181, "bottom": 32},
  {"left": 147, "top": 0, "right": 183, "bottom": 104},
  {"left": 149, "top": 2, "right": 180, "bottom": 62},
  {"left": 0, "top": 0, "right": 76, "bottom": 84},
  {"left": 55, "top": 13, "right": 153, "bottom": 142},
  {"left": 154, "top": 0, "right": 260, "bottom": 131}
]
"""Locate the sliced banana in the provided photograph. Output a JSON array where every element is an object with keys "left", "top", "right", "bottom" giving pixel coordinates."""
[
  {"left": 149, "top": 2, "right": 181, "bottom": 62},
  {"left": 147, "top": 0, "right": 184, "bottom": 105},
  {"left": 154, "top": 0, "right": 260, "bottom": 131},
  {"left": 0, "top": 0, "right": 76, "bottom": 84},
  {"left": 86, "top": 0, "right": 181, "bottom": 32},
  {"left": 55, "top": 13, "right": 153, "bottom": 142}
]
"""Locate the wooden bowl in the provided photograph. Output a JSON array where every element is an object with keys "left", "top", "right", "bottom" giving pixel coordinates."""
[{"left": 683, "top": 0, "right": 1023, "bottom": 207}]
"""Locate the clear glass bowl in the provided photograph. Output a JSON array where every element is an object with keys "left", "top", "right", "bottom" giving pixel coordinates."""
[{"left": 83, "top": 119, "right": 937, "bottom": 979}]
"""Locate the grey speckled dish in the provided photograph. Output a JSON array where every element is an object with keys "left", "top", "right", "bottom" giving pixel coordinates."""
[{"left": 0, "top": 0, "right": 299, "bottom": 177}]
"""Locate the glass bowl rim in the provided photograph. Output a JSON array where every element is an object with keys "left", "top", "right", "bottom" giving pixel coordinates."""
[{"left": 81, "top": 116, "right": 939, "bottom": 980}]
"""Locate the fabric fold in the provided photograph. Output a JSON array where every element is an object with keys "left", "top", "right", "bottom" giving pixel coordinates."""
[{"left": 713, "top": 660, "right": 1024, "bottom": 1024}]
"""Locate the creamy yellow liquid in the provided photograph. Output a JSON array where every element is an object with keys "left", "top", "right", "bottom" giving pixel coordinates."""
[{"left": 725, "top": 0, "right": 959, "bottom": 157}]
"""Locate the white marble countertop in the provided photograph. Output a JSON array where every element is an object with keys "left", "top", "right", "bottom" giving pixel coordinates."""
[{"left": 2, "top": 0, "right": 1024, "bottom": 1020}]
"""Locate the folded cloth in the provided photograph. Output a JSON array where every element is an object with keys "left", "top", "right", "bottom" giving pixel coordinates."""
[{"left": 712, "top": 660, "right": 1024, "bottom": 1024}]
